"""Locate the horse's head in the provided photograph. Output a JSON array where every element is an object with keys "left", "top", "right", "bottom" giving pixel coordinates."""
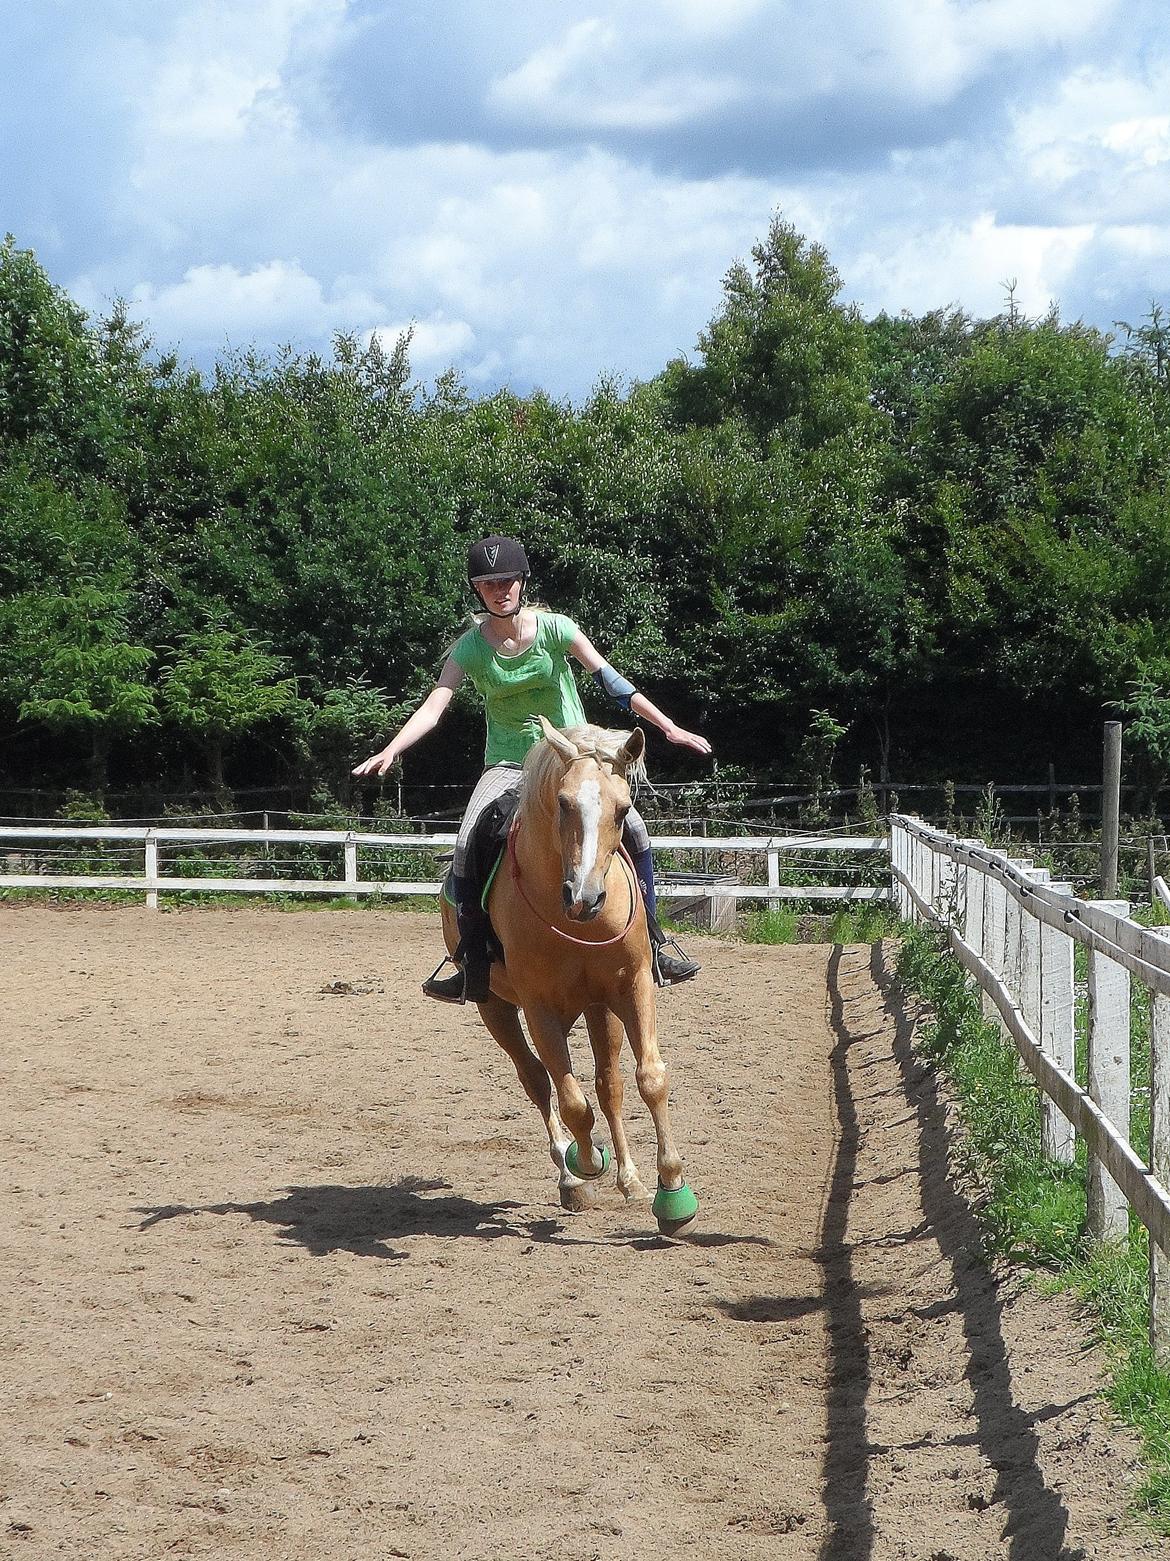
[{"left": 532, "top": 715, "right": 646, "bottom": 921}]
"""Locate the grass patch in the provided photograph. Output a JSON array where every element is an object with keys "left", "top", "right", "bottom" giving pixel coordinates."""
[
  {"left": 740, "top": 906, "right": 800, "bottom": 944},
  {"left": 897, "top": 923, "right": 1170, "bottom": 1531}
]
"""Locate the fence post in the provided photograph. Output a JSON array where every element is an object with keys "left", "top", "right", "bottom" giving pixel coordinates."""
[
  {"left": 1150, "top": 925, "right": 1170, "bottom": 1364},
  {"left": 961, "top": 842, "right": 984, "bottom": 954},
  {"left": 144, "top": 829, "right": 158, "bottom": 912},
  {"left": 1003, "top": 860, "right": 1033, "bottom": 1013},
  {"left": 1040, "top": 881, "right": 1076, "bottom": 1163},
  {"left": 343, "top": 833, "right": 359, "bottom": 895},
  {"left": 1086, "top": 898, "right": 1132, "bottom": 1244},
  {"left": 982, "top": 866, "right": 1007, "bottom": 1027},
  {"left": 1018, "top": 868, "right": 1048, "bottom": 1051},
  {"left": 1101, "top": 721, "right": 1122, "bottom": 898},
  {"left": 767, "top": 846, "right": 780, "bottom": 913}
]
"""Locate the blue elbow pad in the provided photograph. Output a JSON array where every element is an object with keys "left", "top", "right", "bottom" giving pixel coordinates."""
[{"left": 594, "top": 662, "right": 637, "bottom": 710}]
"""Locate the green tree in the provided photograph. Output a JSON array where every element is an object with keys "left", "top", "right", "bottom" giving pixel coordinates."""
[
  {"left": 159, "top": 628, "right": 301, "bottom": 806},
  {"left": 10, "top": 584, "right": 156, "bottom": 793}
]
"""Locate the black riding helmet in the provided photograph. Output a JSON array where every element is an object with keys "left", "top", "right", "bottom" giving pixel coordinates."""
[
  {"left": 467, "top": 535, "right": 531, "bottom": 617},
  {"left": 467, "top": 535, "right": 530, "bottom": 583}
]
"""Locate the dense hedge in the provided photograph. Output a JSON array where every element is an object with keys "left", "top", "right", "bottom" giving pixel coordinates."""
[{"left": 2, "top": 219, "right": 1168, "bottom": 810}]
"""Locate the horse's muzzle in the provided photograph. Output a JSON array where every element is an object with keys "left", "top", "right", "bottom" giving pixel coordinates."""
[{"left": 563, "top": 882, "right": 606, "bottom": 920}]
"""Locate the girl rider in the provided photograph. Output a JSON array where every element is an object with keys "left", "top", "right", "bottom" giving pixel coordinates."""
[{"left": 353, "top": 535, "right": 712, "bottom": 1004}]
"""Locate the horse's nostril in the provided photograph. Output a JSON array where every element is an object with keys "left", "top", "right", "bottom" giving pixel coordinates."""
[
  {"left": 595, "top": 890, "right": 607, "bottom": 910},
  {"left": 562, "top": 882, "right": 574, "bottom": 910}
]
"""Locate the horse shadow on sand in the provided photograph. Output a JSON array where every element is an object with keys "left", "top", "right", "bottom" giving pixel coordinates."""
[{"left": 135, "top": 1177, "right": 771, "bottom": 1261}]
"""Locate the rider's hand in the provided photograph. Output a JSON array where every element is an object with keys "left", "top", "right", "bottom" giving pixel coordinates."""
[
  {"left": 663, "top": 723, "right": 712, "bottom": 756},
  {"left": 351, "top": 747, "right": 401, "bottom": 778}
]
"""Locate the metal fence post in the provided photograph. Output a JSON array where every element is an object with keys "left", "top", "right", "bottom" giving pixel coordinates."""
[{"left": 1086, "top": 897, "right": 1132, "bottom": 1243}]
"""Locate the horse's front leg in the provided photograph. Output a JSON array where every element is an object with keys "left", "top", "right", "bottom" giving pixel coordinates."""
[
  {"left": 473, "top": 994, "right": 573, "bottom": 1172},
  {"left": 584, "top": 1003, "right": 649, "bottom": 1202},
  {"left": 523, "top": 1003, "right": 608, "bottom": 1213},
  {"left": 613, "top": 980, "right": 698, "bottom": 1235}
]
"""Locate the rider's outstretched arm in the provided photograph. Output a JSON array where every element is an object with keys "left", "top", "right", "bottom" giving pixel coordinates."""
[
  {"left": 567, "top": 631, "right": 712, "bottom": 757},
  {"left": 352, "top": 657, "right": 465, "bottom": 777}
]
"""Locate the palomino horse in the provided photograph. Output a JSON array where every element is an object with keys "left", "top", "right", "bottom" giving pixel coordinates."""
[{"left": 440, "top": 716, "right": 698, "bottom": 1236}]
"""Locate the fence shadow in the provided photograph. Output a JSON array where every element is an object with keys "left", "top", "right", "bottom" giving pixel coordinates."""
[
  {"left": 815, "top": 942, "right": 878, "bottom": 1561},
  {"left": 859, "top": 939, "right": 1087, "bottom": 1561}
]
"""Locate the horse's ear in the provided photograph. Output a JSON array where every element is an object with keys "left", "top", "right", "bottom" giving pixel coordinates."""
[
  {"left": 617, "top": 727, "right": 645, "bottom": 769},
  {"left": 538, "top": 715, "right": 580, "bottom": 762}
]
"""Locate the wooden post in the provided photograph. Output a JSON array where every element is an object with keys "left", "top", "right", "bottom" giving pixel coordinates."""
[
  {"left": 1018, "top": 867, "right": 1049, "bottom": 1044},
  {"left": 343, "top": 834, "right": 359, "bottom": 895},
  {"left": 982, "top": 870, "right": 1007, "bottom": 1027},
  {"left": 1101, "top": 721, "right": 1122, "bottom": 898},
  {"left": 1151, "top": 836, "right": 1158, "bottom": 908},
  {"left": 1150, "top": 924, "right": 1170, "bottom": 1363},
  {"left": 767, "top": 846, "right": 780, "bottom": 913},
  {"left": 960, "top": 841, "right": 983, "bottom": 953},
  {"left": 144, "top": 829, "right": 158, "bottom": 912},
  {"left": 1040, "top": 881, "right": 1076, "bottom": 1163},
  {"left": 1086, "top": 897, "right": 1131, "bottom": 1243},
  {"left": 1003, "top": 860, "right": 1032, "bottom": 1012}
]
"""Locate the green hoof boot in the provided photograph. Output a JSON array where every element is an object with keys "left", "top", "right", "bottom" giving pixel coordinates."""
[
  {"left": 653, "top": 1181, "right": 699, "bottom": 1235},
  {"left": 564, "top": 1141, "right": 611, "bottom": 1180}
]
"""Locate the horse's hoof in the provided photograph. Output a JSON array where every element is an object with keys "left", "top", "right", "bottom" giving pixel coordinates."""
[
  {"left": 653, "top": 1181, "right": 699, "bottom": 1237},
  {"left": 559, "top": 1178, "right": 602, "bottom": 1213},
  {"left": 564, "top": 1141, "right": 610, "bottom": 1180}
]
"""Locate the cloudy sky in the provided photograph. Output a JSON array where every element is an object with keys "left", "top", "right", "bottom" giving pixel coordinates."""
[{"left": 4, "top": 0, "right": 1168, "bottom": 398}]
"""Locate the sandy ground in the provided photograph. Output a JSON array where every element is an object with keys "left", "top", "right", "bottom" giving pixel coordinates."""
[{"left": 0, "top": 905, "right": 1163, "bottom": 1560}]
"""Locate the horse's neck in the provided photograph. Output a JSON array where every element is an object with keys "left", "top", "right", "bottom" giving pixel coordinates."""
[{"left": 514, "top": 799, "right": 564, "bottom": 896}]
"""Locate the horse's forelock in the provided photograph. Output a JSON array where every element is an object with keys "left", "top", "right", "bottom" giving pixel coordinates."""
[{"left": 521, "top": 723, "right": 647, "bottom": 810}]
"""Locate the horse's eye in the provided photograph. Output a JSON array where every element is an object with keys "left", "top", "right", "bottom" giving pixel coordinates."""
[{"left": 558, "top": 794, "right": 570, "bottom": 814}]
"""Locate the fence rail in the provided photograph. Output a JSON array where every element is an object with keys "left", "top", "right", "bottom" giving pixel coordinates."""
[
  {"left": 0, "top": 824, "right": 890, "bottom": 908},
  {"left": 892, "top": 814, "right": 1170, "bottom": 1361}
]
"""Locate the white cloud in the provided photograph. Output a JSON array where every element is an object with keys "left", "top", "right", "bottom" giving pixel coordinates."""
[
  {"left": 845, "top": 212, "right": 1096, "bottom": 321},
  {"left": 11, "top": 0, "right": 1170, "bottom": 398},
  {"left": 104, "top": 260, "right": 385, "bottom": 353},
  {"left": 367, "top": 317, "right": 475, "bottom": 367},
  {"left": 489, "top": 20, "right": 744, "bottom": 130}
]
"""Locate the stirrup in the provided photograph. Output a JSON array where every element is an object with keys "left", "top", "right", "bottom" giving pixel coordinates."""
[
  {"left": 422, "top": 953, "right": 469, "bottom": 1005},
  {"left": 653, "top": 936, "right": 700, "bottom": 988}
]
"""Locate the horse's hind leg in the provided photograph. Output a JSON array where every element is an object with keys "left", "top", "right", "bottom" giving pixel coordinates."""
[
  {"left": 475, "top": 994, "right": 571, "bottom": 1173},
  {"left": 584, "top": 1004, "right": 649, "bottom": 1202}
]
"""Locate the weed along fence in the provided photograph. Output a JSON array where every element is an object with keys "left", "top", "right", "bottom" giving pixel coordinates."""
[
  {"left": 891, "top": 813, "right": 1170, "bottom": 1358},
  {"left": 0, "top": 823, "right": 889, "bottom": 910}
]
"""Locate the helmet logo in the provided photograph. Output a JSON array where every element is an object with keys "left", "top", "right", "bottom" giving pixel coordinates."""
[{"left": 485, "top": 544, "right": 500, "bottom": 568}]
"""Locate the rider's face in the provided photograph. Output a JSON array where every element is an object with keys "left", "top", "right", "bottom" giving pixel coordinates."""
[{"left": 475, "top": 575, "right": 523, "bottom": 615}]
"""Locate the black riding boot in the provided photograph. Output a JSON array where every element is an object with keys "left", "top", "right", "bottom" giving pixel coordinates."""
[
  {"left": 423, "top": 900, "right": 493, "bottom": 1005},
  {"left": 645, "top": 908, "right": 700, "bottom": 987}
]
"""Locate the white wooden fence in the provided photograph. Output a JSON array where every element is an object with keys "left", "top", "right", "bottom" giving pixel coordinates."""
[
  {"left": 0, "top": 824, "right": 888, "bottom": 910},
  {"left": 892, "top": 814, "right": 1170, "bottom": 1359}
]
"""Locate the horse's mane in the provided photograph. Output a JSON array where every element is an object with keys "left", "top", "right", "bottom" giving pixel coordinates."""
[{"left": 521, "top": 723, "right": 648, "bottom": 812}]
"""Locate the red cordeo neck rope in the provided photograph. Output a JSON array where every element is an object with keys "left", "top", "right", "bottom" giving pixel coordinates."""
[{"left": 506, "top": 813, "right": 639, "bottom": 947}]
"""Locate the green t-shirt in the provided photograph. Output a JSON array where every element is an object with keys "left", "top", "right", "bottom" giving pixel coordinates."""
[{"left": 450, "top": 611, "right": 588, "bottom": 766}]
